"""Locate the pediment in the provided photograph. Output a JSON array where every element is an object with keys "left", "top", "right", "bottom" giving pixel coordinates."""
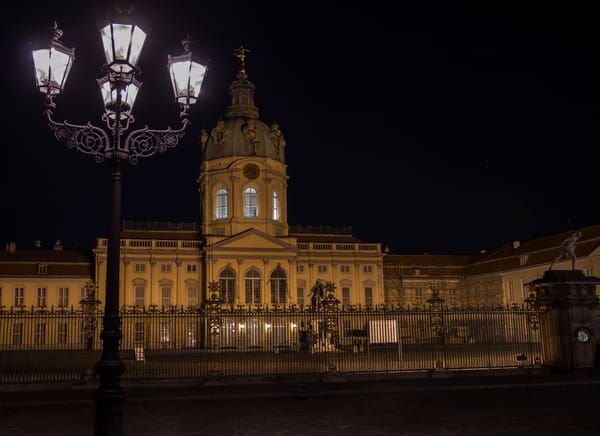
[{"left": 210, "top": 229, "right": 295, "bottom": 251}]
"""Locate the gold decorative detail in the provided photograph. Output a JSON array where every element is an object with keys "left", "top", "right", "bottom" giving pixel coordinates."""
[
  {"left": 269, "top": 122, "right": 286, "bottom": 161},
  {"left": 233, "top": 45, "right": 250, "bottom": 75},
  {"left": 210, "top": 119, "right": 228, "bottom": 144},
  {"left": 243, "top": 163, "right": 260, "bottom": 180},
  {"left": 243, "top": 118, "right": 259, "bottom": 153}
]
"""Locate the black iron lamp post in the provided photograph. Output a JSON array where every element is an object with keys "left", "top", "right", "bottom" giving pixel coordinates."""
[{"left": 32, "top": 13, "right": 207, "bottom": 436}]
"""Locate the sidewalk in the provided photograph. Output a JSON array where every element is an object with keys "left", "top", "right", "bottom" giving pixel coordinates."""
[{"left": 2, "top": 368, "right": 600, "bottom": 435}]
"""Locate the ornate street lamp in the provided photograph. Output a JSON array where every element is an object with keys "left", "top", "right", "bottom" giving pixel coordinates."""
[{"left": 32, "top": 12, "right": 207, "bottom": 436}]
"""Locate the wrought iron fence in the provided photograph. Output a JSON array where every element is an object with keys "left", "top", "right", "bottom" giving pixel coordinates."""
[{"left": 0, "top": 305, "right": 542, "bottom": 383}]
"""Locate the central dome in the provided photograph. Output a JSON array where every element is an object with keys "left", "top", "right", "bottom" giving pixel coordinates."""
[{"left": 200, "top": 47, "right": 286, "bottom": 163}]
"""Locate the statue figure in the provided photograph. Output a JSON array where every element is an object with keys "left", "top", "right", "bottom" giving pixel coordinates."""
[
  {"left": 309, "top": 278, "right": 326, "bottom": 309},
  {"left": 269, "top": 122, "right": 286, "bottom": 162},
  {"left": 549, "top": 231, "right": 582, "bottom": 271}
]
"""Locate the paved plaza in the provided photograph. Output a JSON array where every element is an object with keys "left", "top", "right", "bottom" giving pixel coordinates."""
[{"left": 1, "top": 371, "right": 600, "bottom": 435}]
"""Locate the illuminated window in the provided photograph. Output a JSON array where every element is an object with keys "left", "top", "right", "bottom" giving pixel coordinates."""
[
  {"left": 187, "top": 264, "right": 197, "bottom": 272},
  {"left": 57, "top": 323, "right": 67, "bottom": 345},
  {"left": 363, "top": 265, "right": 373, "bottom": 273},
  {"left": 161, "top": 263, "right": 172, "bottom": 273},
  {"left": 317, "top": 265, "right": 327, "bottom": 273},
  {"left": 270, "top": 268, "right": 287, "bottom": 304},
  {"left": 341, "top": 265, "right": 351, "bottom": 273},
  {"left": 135, "top": 263, "right": 145, "bottom": 273},
  {"left": 219, "top": 268, "right": 236, "bottom": 304},
  {"left": 272, "top": 191, "right": 279, "bottom": 220},
  {"left": 13, "top": 323, "right": 23, "bottom": 346},
  {"left": 296, "top": 264, "right": 304, "bottom": 273},
  {"left": 35, "top": 323, "right": 46, "bottom": 345},
  {"left": 245, "top": 269, "right": 261, "bottom": 304},
  {"left": 38, "top": 264, "right": 48, "bottom": 274},
  {"left": 216, "top": 188, "right": 228, "bottom": 219},
  {"left": 244, "top": 187, "right": 258, "bottom": 217}
]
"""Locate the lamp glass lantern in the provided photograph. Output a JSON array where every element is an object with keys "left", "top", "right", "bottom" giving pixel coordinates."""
[
  {"left": 97, "top": 75, "right": 142, "bottom": 119},
  {"left": 100, "top": 22, "right": 146, "bottom": 77},
  {"left": 32, "top": 32, "right": 75, "bottom": 96},
  {"left": 167, "top": 50, "right": 207, "bottom": 107}
]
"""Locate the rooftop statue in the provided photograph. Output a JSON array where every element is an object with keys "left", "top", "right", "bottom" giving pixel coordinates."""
[{"left": 549, "top": 231, "right": 582, "bottom": 271}]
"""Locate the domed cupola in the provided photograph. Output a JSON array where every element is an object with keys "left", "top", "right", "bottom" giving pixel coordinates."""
[
  {"left": 200, "top": 46, "right": 286, "bottom": 163},
  {"left": 198, "top": 46, "right": 289, "bottom": 239}
]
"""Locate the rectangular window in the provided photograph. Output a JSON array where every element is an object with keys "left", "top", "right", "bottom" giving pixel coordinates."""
[
  {"left": 317, "top": 265, "right": 327, "bottom": 273},
  {"left": 80, "top": 286, "right": 87, "bottom": 304},
  {"left": 272, "top": 192, "right": 279, "bottom": 220},
  {"left": 12, "top": 323, "right": 23, "bottom": 346},
  {"left": 186, "top": 264, "right": 197, "bottom": 273},
  {"left": 134, "top": 322, "right": 145, "bottom": 343},
  {"left": 35, "top": 323, "right": 46, "bottom": 345},
  {"left": 342, "top": 287, "right": 351, "bottom": 307},
  {"left": 135, "top": 286, "right": 145, "bottom": 308},
  {"left": 38, "top": 264, "right": 48, "bottom": 274},
  {"left": 14, "top": 287, "right": 24, "bottom": 307},
  {"left": 58, "top": 287, "right": 69, "bottom": 307},
  {"left": 365, "top": 287, "right": 373, "bottom": 306},
  {"left": 135, "top": 263, "right": 146, "bottom": 273},
  {"left": 161, "top": 263, "right": 172, "bottom": 273},
  {"left": 187, "top": 286, "right": 198, "bottom": 307},
  {"left": 340, "top": 265, "right": 350, "bottom": 273},
  {"left": 217, "top": 189, "right": 228, "bottom": 219},
  {"left": 161, "top": 286, "right": 171, "bottom": 308},
  {"left": 296, "top": 264, "right": 304, "bottom": 273},
  {"left": 507, "top": 279, "right": 514, "bottom": 301},
  {"left": 297, "top": 287, "right": 304, "bottom": 306},
  {"left": 57, "top": 323, "right": 67, "bottom": 345},
  {"left": 36, "top": 287, "right": 47, "bottom": 308},
  {"left": 363, "top": 265, "right": 373, "bottom": 273},
  {"left": 0, "top": 287, "right": 2, "bottom": 307},
  {"left": 520, "top": 279, "right": 526, "bottom": 299},
  {"left": 161, "top": 322, "right": 170, "bottom": 343}
]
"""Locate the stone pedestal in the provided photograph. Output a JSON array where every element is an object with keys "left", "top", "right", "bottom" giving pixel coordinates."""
[{"left": 528, "top": 270, "right": 600, "bottom": 370}]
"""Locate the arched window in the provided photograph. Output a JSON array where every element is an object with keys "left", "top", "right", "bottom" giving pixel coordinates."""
[
  {"left": 272, "top": 191, "right": 279, "bottom": 220},
  {"left": 245, "top": 269, "right": 261, "bottom": 304},
  {"left": 270, "top": 268, "right": 287, "bottom": 304},
  {"left": 219, "top": 268, "right": 236, "bottom": 304},
  {"left": 244, "top": 187, "right": 258, "bottom": 217},
  {"left": 216, "top": 188, "right": 228, "bottom": 219}
]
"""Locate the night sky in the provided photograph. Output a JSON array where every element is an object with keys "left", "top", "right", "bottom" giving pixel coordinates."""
[{"left": 2, "top": 1, "right": 598, "bottom": 255}]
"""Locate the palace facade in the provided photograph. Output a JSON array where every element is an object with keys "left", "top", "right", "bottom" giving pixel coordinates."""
[{"left": 2, "top": 50, "right": 600, "bottom": 314}]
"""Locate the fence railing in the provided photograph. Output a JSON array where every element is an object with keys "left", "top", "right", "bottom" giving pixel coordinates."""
[{"left": 0, "top": 305, "right": 542, "bottom": 383}]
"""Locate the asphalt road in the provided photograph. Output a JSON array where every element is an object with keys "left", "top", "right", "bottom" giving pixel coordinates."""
[{"left": 1, "top": 371, "right": 600, "bottom": 435}]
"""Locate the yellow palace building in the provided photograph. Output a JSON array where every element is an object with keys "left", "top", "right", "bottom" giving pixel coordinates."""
[
  {"left": 2, "top": 48, "right": 600, "bottom": 321},
  {"left": 91, "top": 48, "right": 385, "bottom": 312}
]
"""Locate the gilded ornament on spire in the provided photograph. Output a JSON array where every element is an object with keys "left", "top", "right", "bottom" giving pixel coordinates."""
[{"left": 233, "top": 45, "right": 250, "bottom": 75}]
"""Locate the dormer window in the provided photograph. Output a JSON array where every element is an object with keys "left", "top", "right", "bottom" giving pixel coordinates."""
[
  {"left": 38, "top": 264, "right": 48, "bottom": 274},
  {"left": 519, "top": 255, "right": 529, "bottom": 266}
]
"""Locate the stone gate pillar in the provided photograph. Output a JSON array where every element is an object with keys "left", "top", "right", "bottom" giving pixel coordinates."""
[{"left": 527, "top": 270, "right": 600, "bottom": 370}]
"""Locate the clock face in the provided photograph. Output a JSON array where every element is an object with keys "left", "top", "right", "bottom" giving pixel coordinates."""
[
  {"left": 243, "top": 164, "right": 260, "bottom": 180},
  {"left": 575, "top": 328, "right": 591, "bottom": 343}
]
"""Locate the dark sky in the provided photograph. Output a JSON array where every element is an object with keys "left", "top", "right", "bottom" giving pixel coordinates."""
[{"left": 2, "top": 1, "right": 598, "bottom": 255}]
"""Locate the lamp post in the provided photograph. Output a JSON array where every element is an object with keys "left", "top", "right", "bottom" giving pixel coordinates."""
[{"left": 32, "top": 13, "right": 207, "bottom": 436}]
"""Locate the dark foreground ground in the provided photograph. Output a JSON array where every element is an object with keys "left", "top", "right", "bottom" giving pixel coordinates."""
[{"left": 1, "top": 370, "right": 599, "bottom": 436}]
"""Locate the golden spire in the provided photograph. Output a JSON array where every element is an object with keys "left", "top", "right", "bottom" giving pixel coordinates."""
[{"left": 233, "top": 45, "right": 250, "bottom": 75}]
